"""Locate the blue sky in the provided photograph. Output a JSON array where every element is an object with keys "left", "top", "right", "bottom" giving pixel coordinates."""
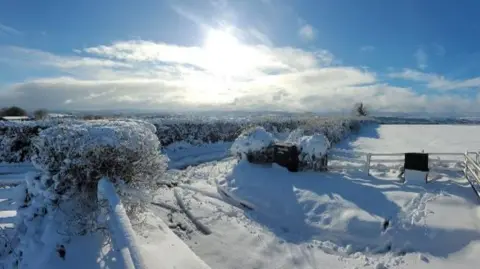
[{"left": 1, "top": 0, "right": 480, "bottom": 114}]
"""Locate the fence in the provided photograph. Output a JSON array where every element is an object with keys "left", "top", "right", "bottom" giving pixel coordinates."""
[
  {"left": 464, "top": 153, "right": 480, "bottom": 198},
  {"left": 328, "top": 149, "right": 477, "bottom": 176}
]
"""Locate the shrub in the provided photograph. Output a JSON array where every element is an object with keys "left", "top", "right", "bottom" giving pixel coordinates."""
[
  {"left": 33, "top": 109, "right": 48, "bottom": 120},
  {"left": 31, "top": 120, "right": 167, "bottom": 201},
  {"left": 9, "top": 120, "right": 167, "bottom": 267},
  {"left": 0, "top": 106, "right": 27, "bottom": 116},
  {"left": 0, "top": 122, "right": 42, "bottom": 163},
  {"left": 0, "top": 120, "right": 76, "bottom": 163},
  {"left": 230, "top": 126, "right": 275, "bottom": 162}
]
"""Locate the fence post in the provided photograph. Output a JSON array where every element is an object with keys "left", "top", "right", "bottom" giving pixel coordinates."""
[
  {"left": 464, "top": 152, "right": 469, "bottom": 180},
  {"left": 365, "top": 153, "right": 371, "bottom": 175}
]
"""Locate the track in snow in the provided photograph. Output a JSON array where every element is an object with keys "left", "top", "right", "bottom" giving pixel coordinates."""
[{"left": 152, "top": 124, "right": 480, "bottom": 269}]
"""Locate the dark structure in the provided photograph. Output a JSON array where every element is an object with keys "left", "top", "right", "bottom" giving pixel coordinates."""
[
  {"left": 401, "top": 152, "right": 430, "bottom": 182},
  {"left": 243, "top": 142, "right": 328, "bottom": 172},
  {"left": 273, "top": 143, "right": 300, "bottom": 172},
  {"left": 404, "top": 153, "right": 429, "bottom": 172}
]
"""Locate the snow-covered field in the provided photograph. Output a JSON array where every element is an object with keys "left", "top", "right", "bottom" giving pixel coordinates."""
[
  {"left": 152, "top": 124, "right": 480, "bottom": 269},
  {"left": 337, "top": 124, "right": 480, "bottom": 153},
  {"left": 1, "top": 124, "right": 480, "bottom": 269}
]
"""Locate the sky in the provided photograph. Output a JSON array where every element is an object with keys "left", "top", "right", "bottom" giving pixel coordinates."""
[{"left": 1, "top": 0, "right": 480, "bottom": 115}]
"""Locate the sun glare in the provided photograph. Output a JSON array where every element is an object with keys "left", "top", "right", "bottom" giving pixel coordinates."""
[{"left": 203, "top": 29, "right": 252, "bottom": 78}]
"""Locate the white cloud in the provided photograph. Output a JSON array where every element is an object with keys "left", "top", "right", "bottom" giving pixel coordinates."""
[
  {"left": 1, "top": 38, "right": 480, "bottom": 114},
  {"left": 360, "top": 46, "right": 375, "bottom": 52},
  {"left": 389, "top": 69, "right": 480, "bottom": 91},
  {"left": 298, "top": 24, "right": 315, "bottom": 41},
  {"left": 0, "top": 46, "right": 130, "bottom": 69},
  {"left": 414, "top": 48, "right": 428, "bottom": 70},
  {"left": 0, "top": 22, "right": 21, "bottom": 35}
]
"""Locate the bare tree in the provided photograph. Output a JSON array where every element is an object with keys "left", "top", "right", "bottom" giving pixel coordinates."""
[
  {"left": 353, "top": 102, "right": 368, "bottom": 117},
  {"left": 33, "top": 109, "right": 48, "bottom": 120}
]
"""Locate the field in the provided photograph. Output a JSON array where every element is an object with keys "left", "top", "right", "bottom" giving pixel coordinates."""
[
  {"left": 1, "top": 121, "right": 480, "bottom": 269},
  {"left": 153, "top": 124, "right": 480, "bottom": 269}
]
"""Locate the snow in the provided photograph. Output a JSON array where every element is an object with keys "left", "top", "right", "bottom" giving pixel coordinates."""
[
  {"left": 337, "top": 124, "right": 480, "bottom": 153},
  {"left": 98, "top": 178, "right": 147, "bottom": 269},
  {"left": 298, "top": 133, "right": 330, "bottom": 158},
  {"left": 230, "top": 127, "right": 275, "bottom": 155},
  {"left": 0, "top": 164, "right": 211, "bottom": 269},
  {"left": 2, "top": 123, "right": 480, "bottom": 269},
  {"left": 164, "top": 141, "right": 232, "bottom": 169},
  {"left": 286, "top": 129, "right": 331, "bottom": 158},
  {"left": 404, "top": 170, "right": 427, "bottom": 184},
  {"left": 150, "top": 124, "right": 480, "bottom": 269}
]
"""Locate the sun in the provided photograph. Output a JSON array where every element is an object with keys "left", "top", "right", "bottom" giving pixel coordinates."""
[{"left": 202, "top": 29, "right": 251, "bottom": 77}]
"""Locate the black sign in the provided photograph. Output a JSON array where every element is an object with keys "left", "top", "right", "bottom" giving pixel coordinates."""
[{"left": 404, "top": 153, "right": 429, "bottom": 172}]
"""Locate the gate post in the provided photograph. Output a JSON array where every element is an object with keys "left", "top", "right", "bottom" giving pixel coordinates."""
[{"left": 365, "top": 153, "right": 371, "bottom": 175}]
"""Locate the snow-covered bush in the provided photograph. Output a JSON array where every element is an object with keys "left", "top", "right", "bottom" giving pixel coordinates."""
[
  {"left": 31, "top": 120, "right": 167, "bottom": 201},
  {"left": 231, "top": 127, "right": 275, "bottom": 162},
  {"left": 0, "top": 123, "right": 41, "bottom": 163},
  {"left": 8, "top": 120, "right": 167, "bottom": 267},
  {"left": 299, "top": 118, "right": 362, "bottom": 144},
  {"left": 0, "top": 119, "right": 81, "bottom": 163},
  {"left": 286, "top": 129, "right": 331, "bottom": 171}
]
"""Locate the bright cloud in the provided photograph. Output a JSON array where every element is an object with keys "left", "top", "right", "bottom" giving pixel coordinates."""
[{"left": 1, "top": 31, "right": 480, "bottom": 114}]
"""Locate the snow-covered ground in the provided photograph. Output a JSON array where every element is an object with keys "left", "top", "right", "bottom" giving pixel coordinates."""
[
  {"left": 164, "top": 141, "right": 233, "bottom": 169},
  {"left": 1, "top": 124, "right": 480, "bottom": 269},
  {"left": 152, "top": 124, "right": 480, "bottom": 269},
  {"left": 337, "top": 124, "right": 480, "bottom": 153}
]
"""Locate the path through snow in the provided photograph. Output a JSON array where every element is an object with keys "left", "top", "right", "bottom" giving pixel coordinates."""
[{"left": 151, "top": 124, "right": 480, "bottom": 269}]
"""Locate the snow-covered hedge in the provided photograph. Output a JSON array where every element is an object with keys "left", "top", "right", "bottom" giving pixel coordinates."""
[
  {"left": 0, "top": 120, "right": 78, "bottom": 163},
  {"left": 231, "top": 127, "right": 275, "bottom": 158},
  {"left": 149, "top": 116, "right": 364, "bottom": 147},
  {"left": 31, "top": 120, "right": 167, "bottom": 200},
  {"left": 0, "top": 124, "right": 40, "bottom": 163},
  {"left": 298, "top": 118, "right": 362, "bottom": 144}
]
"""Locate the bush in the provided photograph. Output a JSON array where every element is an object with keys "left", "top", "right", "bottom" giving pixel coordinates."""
[
  {"left": 31, "top": 120, "right": 167, "bottom": 201},
  {"left": 0, "top": 106, "right": 28, "bottom": 116},
  {"left": 33, "top": 109, "right": 48, "bottom": 120},
  {"left": 0, "top": 120, "right": 76, "bottom": 163},
  {"left": 0, "top": 122, "right": 43, "bottom": 163},
  {"left": 230, "top": 126, "right": 275, "bottom": 158},
  {"left": 9, "top": 120, "right": 167, "bottom": 267}
]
